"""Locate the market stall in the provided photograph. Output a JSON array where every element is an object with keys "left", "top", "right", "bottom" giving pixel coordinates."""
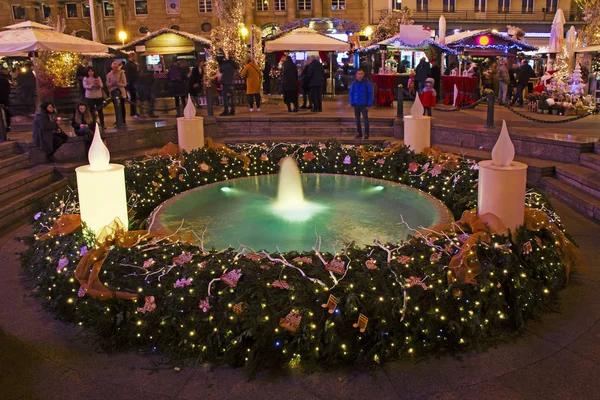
[{"left": 441, "top": 76, "right": 478, "bottom": 106}]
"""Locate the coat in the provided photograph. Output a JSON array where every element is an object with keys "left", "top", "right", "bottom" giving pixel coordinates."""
[
  {"left": 83, "top": 76, "right": 103, "bottom": 99},
  {"left": 306, "top": 60, "right": 325, "bottom": 88},
  {"left": 241, "top": 61, "right": 262, "bottom": 94},
  {"left": 349, "top": 79, "right": 373, "bottom": 107},
  {"left": 219, "top": 60, "right": 237, "bottom": 86},
  {"left": 517, "top": 64, "right": 535, "bottom": 86},
  {"left": 415, "top": 60, "right": 431, "bottom": 82},
  {"left": 420, "top": 87, "right": 437, "bottom": 108},
  {"left": 125, "top": 60, "right": 138, "bottom": 86},
  {"left": 33, "top": 110, "right": 60, "bottom": 153},
  {"left": 0, "top": 75, "right": 11, "bottom": 104},
  {"left": 106, "top": 70, "right": 127, "bottom": 97},
  {"left": 497, "top": 65, "right": 509, "bottom": 83},
  {"left": 188, "top": 66, "right": 204, "bottom": 96},
  {"left": 282, "top": 60, "right": 299, "bottom": 92}
]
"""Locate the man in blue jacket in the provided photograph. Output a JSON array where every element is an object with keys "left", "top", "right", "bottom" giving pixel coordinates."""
[{"left": 350, "top": 69, "right": 373, "bottom": 139}]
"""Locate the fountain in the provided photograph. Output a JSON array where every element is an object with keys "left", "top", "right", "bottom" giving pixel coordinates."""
[{"left": 150, "top": 157, "right": 452, "bottom": 252}]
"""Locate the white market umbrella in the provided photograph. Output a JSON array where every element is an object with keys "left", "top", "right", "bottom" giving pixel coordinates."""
[
  {"left": 566, "top": 26, "right": 577, "bottom": 70},
  {"left": 264, "top": 28, "right": 349, "bottom": 52},
  {"left": 548, "top": 9, "right": 565, "bottom": 53},
  {"left": 438, "top": 15, "right": 446, "bottom": 45},
  {"left": 0, "top": 21, "right": 108, "bottom": 54}
]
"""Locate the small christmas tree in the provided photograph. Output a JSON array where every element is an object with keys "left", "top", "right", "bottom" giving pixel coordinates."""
[{"left": 570, "top": 63, "right": 585, "bottom": 95}]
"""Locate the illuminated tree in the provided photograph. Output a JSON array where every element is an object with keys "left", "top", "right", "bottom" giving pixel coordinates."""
[
  {"left": 576, "top": 0, "right": 600, "bottom": 46},
  {"left": 370, "top": 7, "right": 414, "bottom": 45}
]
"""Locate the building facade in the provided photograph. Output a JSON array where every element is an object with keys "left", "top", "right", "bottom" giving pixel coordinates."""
[{"left": 0, "top": 0, "right": 584, "bottom": 44}]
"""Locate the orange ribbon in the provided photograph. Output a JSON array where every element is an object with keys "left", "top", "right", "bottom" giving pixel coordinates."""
[
  {"left": 38, "top": 214, "right": 81, "bottom": 240},
  {"left": 205, "top": 137, "right": 251, "bottom": 170}
]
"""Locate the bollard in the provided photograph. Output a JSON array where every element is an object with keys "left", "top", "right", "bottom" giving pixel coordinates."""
[
  {"left": 0, "top": 104, "right": 6, "bottom": 142},
  {"left": 114, "top": 95, "right": 126, "bottom": 128},
  {"left": 485, "top": 92, "right": 495, "bottom": 128},
  {"left": 397, "top": 84, "right": 404, "bottom": 119},
  {"left": 206, "top": 85, "right": 214, "bottom": 117}
]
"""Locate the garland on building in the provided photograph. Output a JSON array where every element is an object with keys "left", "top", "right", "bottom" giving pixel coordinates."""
[{"left": 21, "top": 141, "right": 575, "bottom": 378}]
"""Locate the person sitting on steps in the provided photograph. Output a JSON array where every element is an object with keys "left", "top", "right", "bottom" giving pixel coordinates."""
[{"left": 33, "top": 102, "right": 68, "bottom": 163}]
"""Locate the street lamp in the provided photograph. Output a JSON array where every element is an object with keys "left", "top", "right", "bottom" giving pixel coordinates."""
[{"left": 117, "top": 30, "right": 128, "bottom": 46}]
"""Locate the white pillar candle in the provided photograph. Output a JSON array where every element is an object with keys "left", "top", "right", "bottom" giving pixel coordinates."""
[
  {"left": 478, "top": 120, "right": 528, "bottom": 231},
  {"left": 76, "top": 126, "right": 128, "bottom": 236},
  {"left": 404, "top": 93, "right": 431, "bottom": 154},
  {"left": 177, "top": 95, "right": 205, "bottom": 152}
]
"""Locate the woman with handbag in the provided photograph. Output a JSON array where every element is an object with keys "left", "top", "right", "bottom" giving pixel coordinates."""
[{"left": 83, "top": 66, "right": 106, "bottom": 129}]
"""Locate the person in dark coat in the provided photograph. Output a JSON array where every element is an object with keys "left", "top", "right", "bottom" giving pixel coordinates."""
[
  {"left": 414, "top": 57, "right": 431, "bottom": 93},
  {"left": 282, "top": 56, "right": 299, "bottom": 112},
  {"left": 16, "top": 62, "right": 36, "bottom": 114},
  {"left": 124, "top": 52, "right": 140, "bottom": 118},
  {"left": 218, "top": 57, "right": 238, "bottom": 116},
  {"left": 430, "top": 59, "right": 441, "bottom": 100},
  {"left": 0, "top": 67, "right": 13, "bottom": 132},
  {"left": 33, "top": 102, "right": 68, "bottom": 163},
  {"left": 263, "top": 60, "right": 271, "bottom": 94},
  {"left": 137, "top": 68, "right": 157, "bottom": 118},
  {"left": 71, "top": 102, "right": 93, "bottom": 151},
  {"left": 299, "top": 60, "right": 312, "bottom": 109},
  {"left": 167, "top": 60, "right": 188, "bottom": 117},
  {"left": 188, "top": 59, "right": 205, "bottom": 105},
  {"left": 510, "top": 59, "right": 535, "bottom": 107},
  {"left": 508, "top": 62, "right": 519, "bottom": 103},
  {"left": 306, "top": 56, "right": 325, "bottom": 112}
]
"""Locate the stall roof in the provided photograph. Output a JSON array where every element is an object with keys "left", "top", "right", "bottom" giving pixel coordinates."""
[
  {"left": 118, "top": 28, "right": 210, "bottom": 52},
  {"left": 575, "top": 45, "right": 600, "bottom": 53},
  {"left": 444, "top": 29, "right": 537, "bottom": 51},
  {"left": 264, "top": 27, "right": 350, "bottom": 52},
  {"left": 357, "top": 39, "right": 455, "bottom": 54}
]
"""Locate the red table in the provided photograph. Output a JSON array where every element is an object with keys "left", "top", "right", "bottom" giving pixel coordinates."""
[
  {"left": 442, "top": 76, "right": 478, "bottom": 107},
  {"left": 372, "top": 74, "right": 398, "bottom": 107}
]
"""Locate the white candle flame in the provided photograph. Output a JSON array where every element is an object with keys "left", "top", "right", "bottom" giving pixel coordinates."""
[
  {"left": 411, "top": 93, "right": 424, "bottom": 118},
  {"left": 491, "top": 120, "right": 515, "bottom": 167},
  {"left": 88, "top": 124, "right": 110, "bottom": 171},
  {"left": 183, "top": 94, "right": 196, "bottom": 120}
]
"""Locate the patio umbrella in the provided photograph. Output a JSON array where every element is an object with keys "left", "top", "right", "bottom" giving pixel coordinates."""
[
  {"left": 566, "top": 26, "right": 577, "bottom": 70},
  {"left": 0, "top": 20, "right": 108, "bottom": 54},
  {"left": 264, "top": 28, "right": 349, "bottom": 52},
  {"left": 548, "top": 9, "right": 565, "bottom": 53},
  {"left": 438, "top": 16, "right": 446, "bottom": 45}
]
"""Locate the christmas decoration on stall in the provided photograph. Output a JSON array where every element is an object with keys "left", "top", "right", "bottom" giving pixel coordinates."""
[
  {"left": 570, "top": 63, "right": 586, "bottom": 94},
  {"left": 370, "top": 7, "right": 414, "bottom": 45}
]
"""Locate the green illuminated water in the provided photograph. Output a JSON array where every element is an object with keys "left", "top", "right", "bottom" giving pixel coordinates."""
[{"left": 152, "top": 174, "right": 452, "bottom": 252}]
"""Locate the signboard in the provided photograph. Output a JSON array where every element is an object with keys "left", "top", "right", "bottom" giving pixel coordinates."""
[{"left": 135, "top": 45, "right": 146, "bottom": 53}]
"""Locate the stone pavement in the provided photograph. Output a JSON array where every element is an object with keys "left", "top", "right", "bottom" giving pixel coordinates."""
[{"left": 1, "top": 198, "right": 599, "bottom": 400}]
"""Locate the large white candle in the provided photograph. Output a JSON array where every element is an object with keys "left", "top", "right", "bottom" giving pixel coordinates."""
[
  {"left": 76, "top": 126, "right": 128, "bottom": 236},
  {"left": 177, "top": 95, "right": 204, "bottom": 152},
  {"left": 403, "top": 93, "right": 431, "bottom": 154},
  {"left": 478, "top": 120, "right": 528, "bottom": 231}
]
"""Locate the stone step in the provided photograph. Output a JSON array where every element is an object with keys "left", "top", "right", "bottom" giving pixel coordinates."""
[
  {"left": 0, "top": 141, "right": 21, "bottom": 159},
  {"left": 541, "top": 177, "right": 600, "bottom": 223},
  {"left": 0, "top": 178, "right": 69, "bottom": 234},
  {"left": 0, "top": 153, "right": 30, "bottom": 175},
  {"left": 0, "top": 164, "right": 56, "bottom": 204},
  {"left": 580, "top": 153, "right": 600, "bottom": 173},
  {"left": 554, "top": 164, "right": 600, "bottom": 200}
]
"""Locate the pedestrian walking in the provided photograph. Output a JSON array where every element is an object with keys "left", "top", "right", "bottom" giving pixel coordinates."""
[
  {"left": 510, "top": 60, "right": 535, "bottom": 107},
  {"left": 125, "top": 52, "right": 140, "bottom": 118},
  {"left": 420, "top": 78, "right": 437, "bottom": 116},
  {"left": 106, "top": 61, "right": 127, "bottom": 126},
  {"left": 188, "top": 59, "right": 205, "bottom": 106},
  {"left": 414, "top": 57, "right": 431, "bottom": 93},
  {"left": 32, "top": 102, "right": 68, "bottom": 163},
  {"left": 167, "top": 60, "right": 188, "bottom": 117},
  {"left": 350, "top": 69, "right": 373, "bottom": 139},
  {"left": 282, "top": 56, "right": 299, "bottom": 112},
  {"left": 497, "top": 59, "right": 510, "bottom": 105},
  {"left": 306, "top": 56, "right": 325, "bottom": 113},
  {"left": 83, "top": 66, "right": 106, "bottom": 129},
  {"left": 218, "top": 57, "right": 238, "bottom": 116},
  {"left": 0, "top": 67, "right": 13, "bottom": 133},
  {"left": 240, "top": 58, "right": 262, "bottom": 112}
]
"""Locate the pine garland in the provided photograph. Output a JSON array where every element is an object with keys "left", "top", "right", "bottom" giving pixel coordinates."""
[{"left": 21, "top": 141, "right": 569, "bottom": 378}]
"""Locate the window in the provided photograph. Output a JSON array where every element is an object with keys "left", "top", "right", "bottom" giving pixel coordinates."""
[
  {"left": 443, "top": 0, "right": 455, "bottom": 12},
  {"left": 12, "top": 5, "right": 26, "bottom": 20},
  {"left": 66, "top": 3, "right": 78, "bottom": 18},
  {"left": 331, "top": 0, "right": 345, "bottom": 10},
  {"left": 298, "top": 0, "right": 311, "bottom": 10},
  {"left": 198, "top": 0, "right": 212, "bottom": 12},
  {"left": 545, "top": 0, "right": 557, "bottom": 13},
  {"left": 498, "top": 0, "right": 509, "bottom": 12},
  {"left": 393, "top": 0, "right": 402, "bottom": 10},
  {"left": 474, "top": 0, "right": 486, "bottom": 11},
  {"left": 82, "top": 3, "right": 90, "bottom": 17},
  {"left": 43, "top": 5, "right": 52, "bottom": 19},
  {"left": 103, "top": 2, "right": 115, "bottom": 17},
  {"left": 257, "top": 0, "right": 268, "bottom": 11},
  {"left": 522, "top": 0, "right": 533, "bottom": 12},
  {"left": 135, "top": 0, "right": 148, "bottom": 15},
  {"left": 416, "top": 0, "right": 428, "bottom": 11},
  {"left": 275, "top": 0, "right": 286, "bottom": 10}
]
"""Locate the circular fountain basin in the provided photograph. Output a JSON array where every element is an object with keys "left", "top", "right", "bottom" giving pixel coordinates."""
[{"left": 150, "top": 174, "right": 453, "bottom": 252}]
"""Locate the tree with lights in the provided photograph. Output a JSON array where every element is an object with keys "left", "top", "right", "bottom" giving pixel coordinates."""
[
  {"left": 370, "top": 7, "right": 414, "bottom": 45},
  {"left": 576, "top": 0, "right": 600, "bottom": 46}
]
